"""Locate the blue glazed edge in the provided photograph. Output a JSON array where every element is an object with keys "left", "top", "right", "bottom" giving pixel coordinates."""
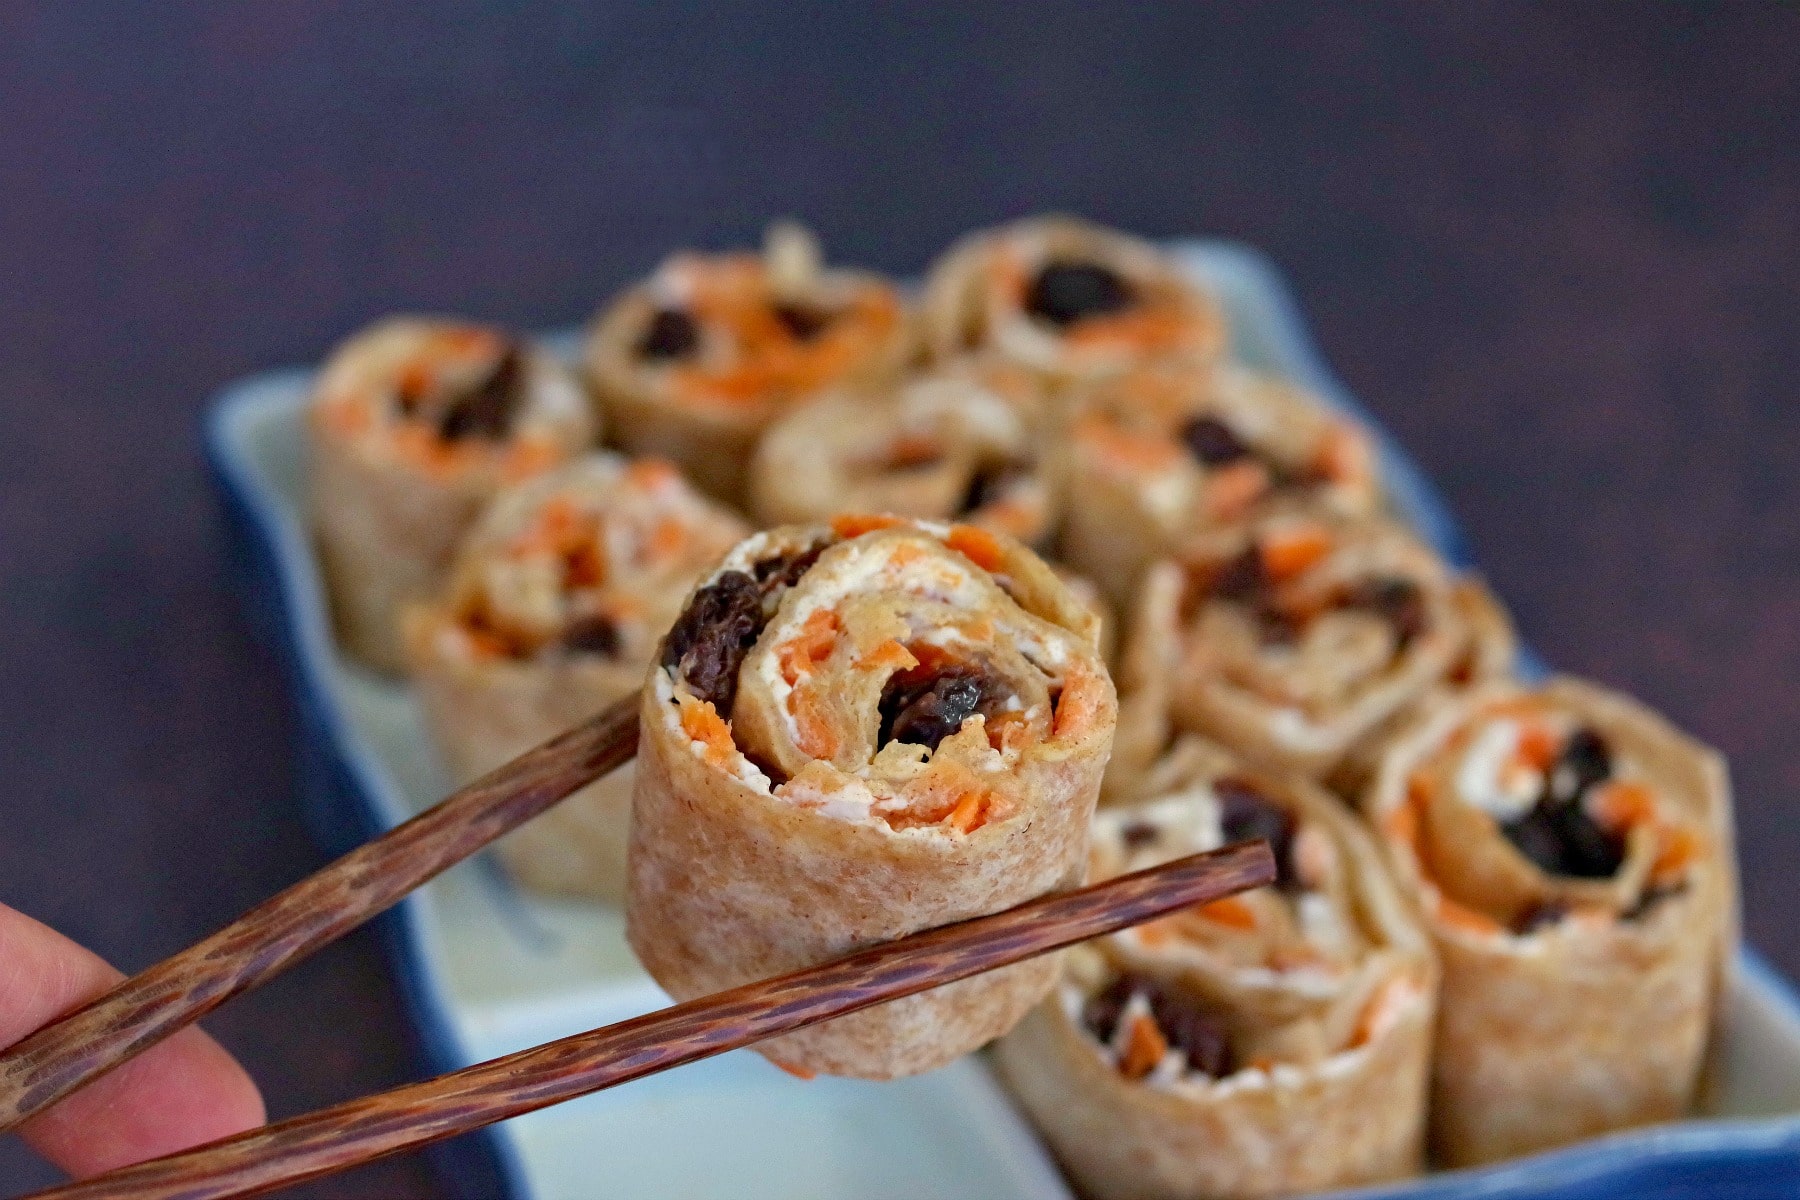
[{"left": 199, "top": 239, "right": 1800, "bottom": 1200}]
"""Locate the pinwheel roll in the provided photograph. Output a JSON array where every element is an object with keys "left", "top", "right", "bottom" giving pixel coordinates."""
[
  {"left": 626, "top": 515, "right": 1117, "bottom": 1078},
  {"left": 995, "top": 740, "right": 1435, "bottom": 1200},
  {"left": 308, "top": 318, "right": 594, "bottom": 673},
  {"left": 584, "top": 223, "right": 911, "bottom": 503},
  {"left": 1059, "top": 362, "right": 1380, "bottom": 604},
  {"left": 404, "top": 455, "right": 747, "bottom": 902},
  {"left": 1363, "top": 678, "right": 1736, "bottom": 1166},
  {"left": 919, "top": 215, "right": 1227, "bottom": 388},
  {"left": 748, "top": 356, "right": 1058, "bottom": 545},
  {"left": 1135, "top": 507, "right": 1476, "bottom": 779}
]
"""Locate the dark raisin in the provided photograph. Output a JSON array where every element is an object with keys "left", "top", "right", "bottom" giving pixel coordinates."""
[
  {"left": 1081, "top": 975, "right": 1133, "bottom": 1045},
  {"left": 1546, "top": 727, "right": 1612, "bottom": 807},
  {"left": 637, "top": 309, "right": 700, "bottom": 360},
  {"left": 1343, "top": 576, "right": 1428, "bottom": 646},
  {"left": 1549, "top": 802, "right": 1626, "bottom": 877},
  {"left": 1082, "top": 975, "right": 1233, "bottom": 1078},
  {"left": 561, "top": 614, "right": 621, "bottom": 658},
  {"left": 1023, "top": 261, "right": 1134, "bottom": 327},
  {"left": 773, "top": 303, "right": 831, "bottom": 341},
  {"left": 878, "top": 665, "right": 993, "bottom": 752},
  {"left": 438, "top": 344, "right": 524, "bottom": 441},
  {"left": 1215, "top": 777, "right": 1298, "bottom": 890},
  {"left": 1502, "top": 807, "right": 1568, "bottom": 875},
  {"left": 1145, "top": 985, "right": 1234, "bottom": 1078},
  {"left": 1511, "top": 898, "right": 1567, "bottom": 935},
  {"left": 1180, "top": 416, "right": 1252, "bottom": 467},
  {"left": 751, "top": 540, "right": 829, "bottom": 599},
  {"left": 1120, "top": 821, "right": 1161, "bottom": 851},
  {"left": 1502, "top": 797, "right": 1624, "bottom": 878},
  {"left": 1208, "top": 546, "right": 1267, "bottom": 603},
  {"left": 960, "top": 461, "right": 1031, "bottom": 515},
  {"left": 660, "top": 571, "right": 766, "bottom": 714}
]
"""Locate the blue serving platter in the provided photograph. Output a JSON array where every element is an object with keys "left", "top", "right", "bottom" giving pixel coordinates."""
[{"left": 205, "top": 240, "right": 1800, "bottom": 1198}]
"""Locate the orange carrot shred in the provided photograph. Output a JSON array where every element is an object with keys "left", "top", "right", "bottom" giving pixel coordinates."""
[
  {"left": 1053, "top": 660, "right": 1106, "bottom": 740},
  {"left": 1516, "top": 723, "right": 1559, "bottom": 772},
  {"left": 1197, "top": 895, "right": 1259, "bottom": 930},
  {"left": 831, "top": 513, "right": 906, "bottom": 538},
  {"left": 1651, "top": 826, "right": 1704, "bottom": 884},
  {"left": 1589, "top": 780, "right": 1656, "bottom": 834},
  {"left": 946, "top": 524, "right": 1006, "bottom": 573},
  {"left": 944, "top": 790, "right": 985, "bottom": 834},
  {"left": 1117, "top": 1012, "right": 1168, "bottom": 1080},
  {"left": 1435, "top": 895, "right": 1503, "bottom": 936},
  {"left": 1260, "top": 522, "right": 1333, "bottom": 582},
  {"left": 771, "top": 1059, "right": 817, "bottom": 1081}
]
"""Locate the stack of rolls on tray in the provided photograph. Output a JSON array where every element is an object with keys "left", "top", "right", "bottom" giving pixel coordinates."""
[{"left": 299, "top": 214, "right": 1741, "bottom": 1196}]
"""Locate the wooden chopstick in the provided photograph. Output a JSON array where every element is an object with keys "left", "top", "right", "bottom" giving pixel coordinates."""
[
  {"left": 0, "top": 694, "right": 641, "bottom": 1135},
  {"left": 26, "top": 842, "right": 1274, "bottom": 1200}
]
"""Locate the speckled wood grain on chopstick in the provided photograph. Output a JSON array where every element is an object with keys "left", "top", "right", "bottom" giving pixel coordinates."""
[{"left": 23, "top": 842, "right": 1274, "bottom": 1200}]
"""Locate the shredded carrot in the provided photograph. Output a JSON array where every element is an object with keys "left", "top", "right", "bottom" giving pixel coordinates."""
[
  {"left": 831, "top": 513, "right": 905, "bottom": 538},
  {"left": 946, "top": 524, "right": 1006, "bottom": 573},
  {"left": 1247, "top": 1056, "right": 1277, "bottom": 1072},
  {"left": 770, "top": 1059, "right": 817, "bottom": 1081},
  {"left": 777, "top": 609, "right": 840, "bottom": 684},
  {"left": 984, "top": 709, "right": 1037, "bottom": 754},
  {"left": 677, "top": 693, "right": 738, "bottom": 767},
  {"left": 944, "top": 790, "right": 986, "bottom": 834},
  {"left": 1515, "top": 722, "right": 1560, "bottom": 772},
  {"left": 1052, "top": 659, "right": 1107, "bottom": 740},
  {"left": 789, "top": 687, "right": 840, "bottom": 760},
  {"left": 886, "top": 434, "right": 942, "bottom": 469},
  {"left": 1651, "top": 826, "right": 1704, "bottom": 884},
  {"left": 1435, "top": 895, "right": 1503, "bottom": 937},
  {"left": 1203, "top": 460, "right": 1272, "bottom": 521},
  {"left": 1260, "top": 522, "right": 1333, "bottom": 582},
  {"left": 1117, "top": 1012, "right": 1168, "bottom": 1080},
  {"left": 1589, "top": 780, "right": 1656, "bottom": 834},
  {"left": 1196, "top": 895, "right": 1259, "bottom": 931},
  {"left": 859, "top": 639, "right": 919, "bottom": 674}
]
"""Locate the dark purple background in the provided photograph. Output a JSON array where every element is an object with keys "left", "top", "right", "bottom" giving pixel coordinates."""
[{"left": 1, "top": 3, "right": 1796, "bottom": 1194}]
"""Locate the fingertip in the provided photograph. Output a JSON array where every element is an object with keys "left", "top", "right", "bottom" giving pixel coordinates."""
[{"left": 21, "top": 1023, "right": 267, "bottom": 1177}]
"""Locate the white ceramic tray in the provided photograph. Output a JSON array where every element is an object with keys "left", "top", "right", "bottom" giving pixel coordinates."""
[{"left": 206, "top": 241, "right": 1800, "bottom": 1198}]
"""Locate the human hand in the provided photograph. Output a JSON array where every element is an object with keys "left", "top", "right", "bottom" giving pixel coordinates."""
[{"left": 0, "top": 902, "right": 264, "bottom": 1178}]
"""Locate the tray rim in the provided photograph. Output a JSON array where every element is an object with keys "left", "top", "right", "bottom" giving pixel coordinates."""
[{"left": 202, "top": 237, "right": 1800, "bottom": 1199}]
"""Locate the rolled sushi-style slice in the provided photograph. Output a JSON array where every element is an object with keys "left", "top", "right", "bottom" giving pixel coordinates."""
[
  {"left": 748, "top": 355, "right": 1057, "bottom": 545},
  {"left": 1133, "top": 505, "right": 1485, "bottom": 779},
  {"left": 308, "top": 317, "right": 594, "bottom": 673},
  {"left": 1058, "top": 361, "right": 1379, "bottom": 605},
  {"left": 920, "top": 215, "right": 1226, "bottom": 388},
  {"left": 995, "top": 737, "right": 1435, "bottom": 1200},
  {"left": 405, "top": 454, "right": 747, "bottom": 902},
  {"left": 1362, "top": 677, "right": 1737, "bottom": 1166},
  {"left": 626, "top": 514, "right": 1116, "bottom": 1078},
  {"left": 584, "top": 222, "right": 910, "bottom": 503}
]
